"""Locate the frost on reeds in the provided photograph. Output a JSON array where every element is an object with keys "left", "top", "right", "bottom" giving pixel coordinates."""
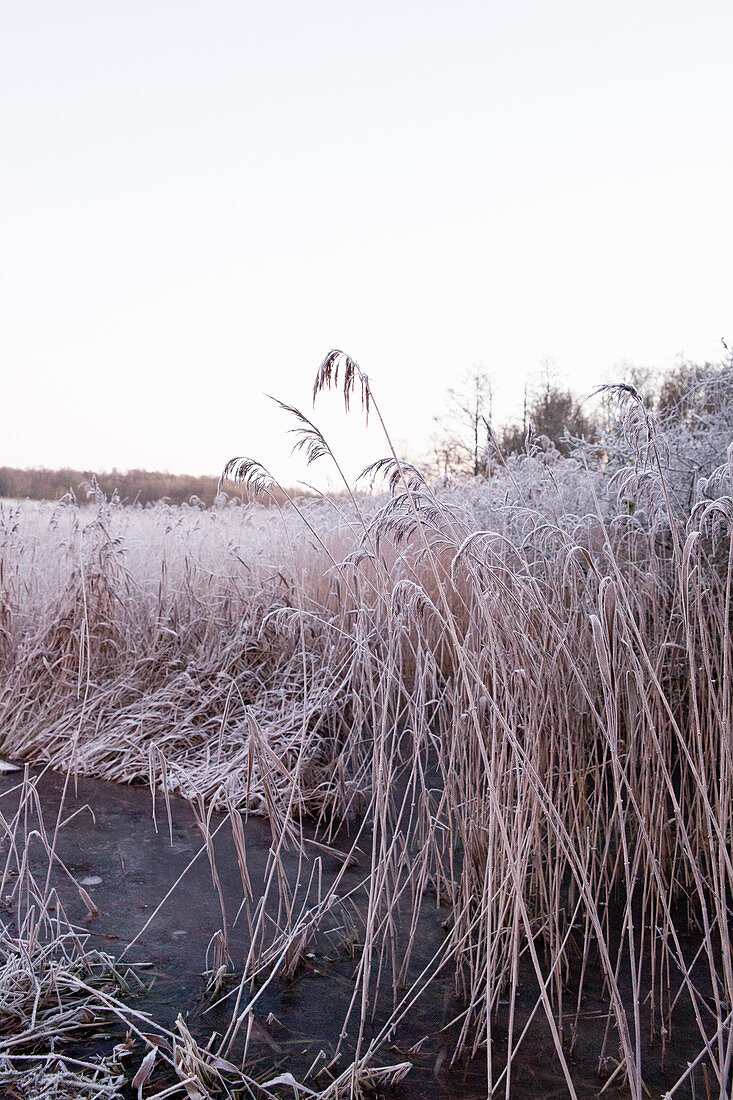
[
  {"left": 0, "top": 350, "right": 732, "bottom": 1097},
  {"left": 0, "top": 771, "right": 144, "bottom": 1095},
  {"left": 0, "top": 771, "right": 280, "bottom": 1100}
]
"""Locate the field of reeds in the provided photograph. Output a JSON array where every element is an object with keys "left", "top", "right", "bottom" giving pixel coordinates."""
[{"left": 0, "top": 353, "right": 731, "bottom": 1099}]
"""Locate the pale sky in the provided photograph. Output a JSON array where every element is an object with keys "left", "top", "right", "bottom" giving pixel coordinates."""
[{"left": 2, "top": 0, "right": 731, "bottom": 489}]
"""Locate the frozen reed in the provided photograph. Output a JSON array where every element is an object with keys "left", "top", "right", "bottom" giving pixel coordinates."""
[{"left": 0, "top": 352, "right": 731, "bottom": 1098}]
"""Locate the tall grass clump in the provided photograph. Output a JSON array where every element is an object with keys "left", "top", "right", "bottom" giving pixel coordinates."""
[{"left": 0, "top": 350, "right": 731, "bottom": 1098}]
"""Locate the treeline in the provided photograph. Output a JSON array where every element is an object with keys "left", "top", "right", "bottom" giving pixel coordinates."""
[
  {"left": 0, "top": 467, "right": 232, "bottom": 507},
  {"left": 4, "top": 353, "right": 732, "bottom": 505},
  {"left": 430, "top": 352, "right": 733, "bottom": 478}
]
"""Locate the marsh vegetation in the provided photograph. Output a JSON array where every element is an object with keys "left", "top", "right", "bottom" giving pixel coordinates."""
[{"left": 0, "top": 352, "right": 732, "bottom": 1099}]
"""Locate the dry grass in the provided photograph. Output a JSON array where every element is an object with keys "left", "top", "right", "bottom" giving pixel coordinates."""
[{"left": 0, "top": 354, "right": 732, "bottom": 1098}]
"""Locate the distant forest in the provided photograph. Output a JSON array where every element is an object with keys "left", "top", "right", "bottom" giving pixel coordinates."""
[
  {"left": 3, "top": 354, "right": 730, "bottom": 505},
  {"left": 0, "top": 467, "right": 226, "bottom": 506}
]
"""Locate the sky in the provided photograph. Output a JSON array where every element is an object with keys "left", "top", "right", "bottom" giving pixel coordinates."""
[{"left": 2, "top": 0, "right": 731, "bottom": 489}]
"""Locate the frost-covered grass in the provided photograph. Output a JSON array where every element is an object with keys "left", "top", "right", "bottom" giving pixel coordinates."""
[{"left": 0, "top": 354, "right": 732, "bottom": 1098}]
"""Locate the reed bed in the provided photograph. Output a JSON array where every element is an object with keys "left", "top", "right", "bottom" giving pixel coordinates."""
[{"left": 0, "top": 353, "right": 731, "bottom": 1098}]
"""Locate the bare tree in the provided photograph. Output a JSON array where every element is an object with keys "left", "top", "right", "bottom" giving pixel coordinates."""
[
  {"left": 430, "top": 365, "right": 493, "bottom": 478},
  {"left": 497, "top": 361, "right": 597, "bottom": 457}
]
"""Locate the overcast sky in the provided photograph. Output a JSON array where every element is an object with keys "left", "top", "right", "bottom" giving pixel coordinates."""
[{"left": 2, "top": 0, "right": 731, "bottom": 487}]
